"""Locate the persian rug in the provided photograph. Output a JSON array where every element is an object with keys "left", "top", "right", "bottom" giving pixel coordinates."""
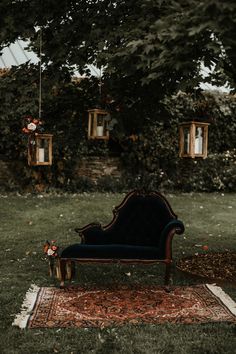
[{"left": 13, "top": 284, "right": 236, "bottom": 328}]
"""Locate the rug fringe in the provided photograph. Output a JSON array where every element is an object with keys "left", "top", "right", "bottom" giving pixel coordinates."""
[
  {"left": 12, "top": 284, "right": 40, "bottom": 329},
  {"left": 206, "top": 283, "right": 236, "bottom": 316}
]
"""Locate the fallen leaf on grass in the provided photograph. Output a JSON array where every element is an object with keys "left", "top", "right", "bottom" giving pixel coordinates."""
[
  {"left": 177, "top": 252, "right": 236, "bottom": 282},
  {"left": 125, "top": 272, "right": 131, "bottom": 276}
]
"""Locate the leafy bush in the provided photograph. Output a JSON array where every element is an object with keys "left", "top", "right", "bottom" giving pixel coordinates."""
[
  {"left": 162, "top": 90, "right": 236, "bottom": 153},
  {"left": 0, "top": 66, "right": 236, "bottom": 192},
  {"left": 118, "top": 91, "right": 236, "bottom": 192},
  {"left": 174, "top": 150, "right": 236, "bottom": 192}
]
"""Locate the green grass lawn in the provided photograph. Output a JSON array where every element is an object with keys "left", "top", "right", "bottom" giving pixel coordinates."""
[{"left": 0, "top": 192, "right": 235, "bottom": 354}]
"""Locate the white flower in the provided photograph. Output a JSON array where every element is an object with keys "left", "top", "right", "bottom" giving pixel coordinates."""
[
  {"left": 27, "top": 122, "right": 37, "bottom": 131},
  {"left": 47, "top": 248, "right": 54, "bottom": 256}
]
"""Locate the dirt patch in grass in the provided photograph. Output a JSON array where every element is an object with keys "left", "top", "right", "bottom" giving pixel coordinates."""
[{"left": 176, "top": 252, "right": 236, "bottom": 285}]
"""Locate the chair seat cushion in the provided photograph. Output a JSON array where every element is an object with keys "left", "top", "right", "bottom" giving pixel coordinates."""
[{"left": 60, "top": 244, "right": 164, "bottom": 260}]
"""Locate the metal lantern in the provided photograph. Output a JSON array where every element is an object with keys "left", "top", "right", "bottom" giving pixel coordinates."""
[
  {"left": 28, "top": 133, "right": 53, "bottom": 166},
  {"left": 88, "top": 108, "right": 110, "bottom": 140},
  {"left": 179, "top": 121, "right": 210, "bottom": 159}
]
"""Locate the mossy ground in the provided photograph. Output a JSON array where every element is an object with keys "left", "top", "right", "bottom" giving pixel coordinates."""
[{"left": 0, "top": 192, "right": 235, "bottom": 354}]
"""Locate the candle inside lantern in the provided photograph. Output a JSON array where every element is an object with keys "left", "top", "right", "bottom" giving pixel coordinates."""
[
  {"left": 96, "top": 126, "right": 104, "bottom": 137},
  {"left": 38, "top": 148, "right": 45, "bottom": 162},
  {"left": 195, "top": 127, "right": 203, "bottom": 154}
]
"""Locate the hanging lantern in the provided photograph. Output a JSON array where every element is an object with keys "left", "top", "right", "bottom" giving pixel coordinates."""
[
  {"left": 179, "top": 121, "right": 210, "bottom": 158},
  {"left": 88, "top": 108, "right": 110, "bottom": 140},
  {"left": 21, "top": 29, "right": 53, "bottom": 167},
  {"left": 28, "top": 133, "right": 53, "bottom": 166}
]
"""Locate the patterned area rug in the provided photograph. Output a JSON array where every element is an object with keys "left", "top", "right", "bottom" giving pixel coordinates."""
[{"left": 13, "top": 284, "right": 236, "bottom": 328}]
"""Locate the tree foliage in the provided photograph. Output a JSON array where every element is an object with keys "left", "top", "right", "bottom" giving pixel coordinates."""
[
  {"left": 0, "top": 65, "right": 236, "bottom": 192},
  {"left": 1, "top": 1, "right": 236, "bottom": 192},
  {"left": 1, "top": 0, "right": 236, "bottom": 92},
  {"left": 149, "top": 0, "right": 236, "bottom": 89}
]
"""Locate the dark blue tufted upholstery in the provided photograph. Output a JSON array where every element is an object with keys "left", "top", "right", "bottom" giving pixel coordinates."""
[
  {"left": 60, "top": 191, "right": 184, "bottom": 260},
  {"left": 58, "top": 191, "right": 185, "bottom": 286},
  {"left": 61, "top": 244, "right": 163, "bottom": 260},
  {"left": 101, "top": 195, "right": 173, "bottom": 246}
]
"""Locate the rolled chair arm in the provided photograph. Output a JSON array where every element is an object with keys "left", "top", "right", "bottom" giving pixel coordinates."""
[
  {"left": 158, "top": 219, "right": 185, "bottom": 255},
  {"left": 75, "top": 223, "right": 107, "bottom": 244},
  {"left": 161, "top": 219, "right": 185, "bottom": 238}
]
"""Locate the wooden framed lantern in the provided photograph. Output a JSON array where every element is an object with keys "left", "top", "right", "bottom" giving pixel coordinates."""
[
  {"left": 179, "top": 121, "right": 210, "bottom": 159},
  {"left": 28, "top": 133, "right": 53, "bottom": 166},
  {"left": 88, "top": 108, "right": 110, "bottom": 140}
]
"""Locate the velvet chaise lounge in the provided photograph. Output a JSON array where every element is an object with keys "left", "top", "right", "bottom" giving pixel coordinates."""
[{"left": 58, "top": 190, "right": 185, "bottom": 287}]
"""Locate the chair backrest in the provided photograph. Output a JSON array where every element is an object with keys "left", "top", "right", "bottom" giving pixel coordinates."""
[{"left": 104, "top": 190, "right": 177, "bottom": 246}]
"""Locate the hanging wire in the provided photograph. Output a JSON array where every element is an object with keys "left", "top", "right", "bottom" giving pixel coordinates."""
[
  {"left": 98, "top": 67, "right": 102, "bottom": 100},
  {"left": 39, "top": 28, "right": 42, "bottom": 119}
]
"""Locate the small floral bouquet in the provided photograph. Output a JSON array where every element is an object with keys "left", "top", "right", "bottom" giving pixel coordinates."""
[
  {"left": 43, "top": 240, "right": 59, "bottom": 258},
  {"left": 43, "top": 240, "right": 59, "bottom": 277},
  {"left": 22, "top": 115, "right": 44, "bottom": 135}
]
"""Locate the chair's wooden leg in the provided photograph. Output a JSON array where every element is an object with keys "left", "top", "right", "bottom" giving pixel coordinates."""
[
  {"left": 164, "top": 262, "right": 171, "bottom": 285},
  {"left": 55, "top": 258, "right": 62, "bottom": 280},
  {"left": 66, "top": 260, "right": 72, "bottom": 282},
  {"left": 49, "top": 258, "right": 54, "bottom": 277},
  {"left": 164, "top": 262, "right": 173, "bottom": 292},
  {"left": 71, "top": 261, "right": 76, "bottom": 280},
  {"left": 66, "top": 261, "right": 77, "bottom": 283},
  {"left": 59, "top": 259, "right": 67, "bottom": 288}
]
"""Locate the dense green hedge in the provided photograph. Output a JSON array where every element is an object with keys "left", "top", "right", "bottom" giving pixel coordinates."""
[
  {"left": 119, "top": 91, "right": 236, "bottom": 192},
  {"left": 0, "top": 66, "right": 235, "bottom": 192}
]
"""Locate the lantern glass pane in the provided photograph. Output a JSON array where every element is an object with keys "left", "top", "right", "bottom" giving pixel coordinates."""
[
  {"left": 97, "top": 114, "right": 104, "bottom": 126},
  {"left": 183, "top": 127, "right": 190, "bottom": 154},
  {"left": 38, "top": 138, "right": 49, "bottom": 163},
  {"left": 195, "top": 127, "right": 203, "bottom": 154},
  {"left": 89, "top": 112, "right": 94, "bottom": 137},
  {"left": 97, "top": 114, "right": 104, "bottom": 136}
]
